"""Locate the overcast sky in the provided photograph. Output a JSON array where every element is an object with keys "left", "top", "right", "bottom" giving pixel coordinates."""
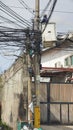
[
  {"left": 0, "top": 0, "right": 73, "bottom": 72},
  {"left": 1, "top": 0, "right": 73, "bottom": 32}
]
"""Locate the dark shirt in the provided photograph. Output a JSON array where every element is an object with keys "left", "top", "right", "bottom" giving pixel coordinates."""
[{"left": 41, "top": 15, "right": 48, "bottom": 23}]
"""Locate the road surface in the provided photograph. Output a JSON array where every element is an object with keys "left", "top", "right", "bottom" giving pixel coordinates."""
[{"left": 41, "top": 125, "right": 73, "bottom": 130}]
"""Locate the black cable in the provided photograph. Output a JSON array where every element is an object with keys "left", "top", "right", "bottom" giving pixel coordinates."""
[
  {"left": 0, "top": 27, "right": 28, "bottom": 35},
  {"left": 0, "top": 15, "right": 24, "bottom": 28},
  {"left": 0, "top": 6, "right": 31, "bottom": 28},
  {"left": 0, "top": 8, "right": 28, "bottom": 27},
  {"left": 40, "top": 0, "right": 52, "bottom": 18},
  {"left": 7, "top": 5, "right": 73, "bottom": 14},
  {"left": 0, "top": 1, "right": 31, "bottom": 27},
  {"left": 0, "top": 1, "right": 31, "bottom": 24},
  {"left": 18, "top": 0, "right": 34, "bottom": 15},
  {"left": 42, "top": 0, "right": 57, "bottom": 33},
  {"left": 0, "top": 41, "right": 25, "bottom": 47},
  {"left": 0, "top": 26, "right": 21, "bottom": 30}
]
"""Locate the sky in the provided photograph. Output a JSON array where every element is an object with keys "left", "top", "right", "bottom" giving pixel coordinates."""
[{"left": 0, "top": 0, "right": 73, "bottom": 73}]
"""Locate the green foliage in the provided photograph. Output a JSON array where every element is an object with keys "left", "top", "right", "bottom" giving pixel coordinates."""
[{"left": 0, "top": 121, "right": 12, "bottom": 130}]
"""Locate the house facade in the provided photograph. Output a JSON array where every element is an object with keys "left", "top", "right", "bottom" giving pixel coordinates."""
[
  {"left": 41, "top": 39, "right": 73, "bottom": 68},
  {"left": 41, "top": 34, "right": 73, "bottom": 82}
]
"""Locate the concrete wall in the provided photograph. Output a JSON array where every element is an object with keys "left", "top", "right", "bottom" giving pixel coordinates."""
[{"left": 1, "top": 57, "right": 28, "bottom": 130}]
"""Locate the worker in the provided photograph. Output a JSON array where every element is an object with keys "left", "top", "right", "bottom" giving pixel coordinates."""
[{"left": 41, "top": 14, "right": 48, "bottom": 23}]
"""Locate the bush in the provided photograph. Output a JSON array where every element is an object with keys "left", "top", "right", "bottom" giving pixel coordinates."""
[{"left": 0, "top": 121, "right": 12, "bottom": 130}]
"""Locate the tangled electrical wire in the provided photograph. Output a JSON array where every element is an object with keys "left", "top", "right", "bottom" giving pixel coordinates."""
[
  {"left": 0, "top": 26, "right": 42, "bottom": 57},
  {"left": 41, "top": 0, "right": 57, "bottom": 33}
]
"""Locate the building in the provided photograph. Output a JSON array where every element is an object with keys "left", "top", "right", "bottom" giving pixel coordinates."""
[
  {"left": 1, "top": 56, "right": 28, "bottom": 130},
  {"left": 41, "top": 33, "right": 73, "bottom": 82},
  {"left": 1, "top": 25, "right": 73, "bottom": 128}
]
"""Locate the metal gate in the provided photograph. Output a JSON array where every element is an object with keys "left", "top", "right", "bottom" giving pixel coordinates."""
[{"left": 40, "top": 83, "right": 73, "bottom": 125}]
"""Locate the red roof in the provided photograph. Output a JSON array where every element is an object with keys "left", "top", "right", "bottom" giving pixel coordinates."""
[{"left": 40, "top": 67, "right": 73, "bottom": 77}]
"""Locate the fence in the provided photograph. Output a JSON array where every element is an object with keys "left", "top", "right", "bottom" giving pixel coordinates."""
[{"left": 40, "top": 83, "right": 73, "bottom": 125}]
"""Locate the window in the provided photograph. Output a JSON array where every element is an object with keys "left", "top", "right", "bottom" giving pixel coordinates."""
[
  {"left": 70, "top": 55, "right": 73, "bottom": 65},
  {"left": 65, "top": 58, "right": 69, "bottom": 66},
  {"left": 65, "top": 55, "right": 73, "bottom": 66}
]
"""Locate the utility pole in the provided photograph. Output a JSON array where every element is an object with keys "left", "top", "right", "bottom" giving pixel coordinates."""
[
  {"left": 25, "top": 30, "right": 32, "bottom": 125},
  {"left": 33, "top": 0, "right": 41, "bottom": 128},
  {"left": 34, "top": 0, "right": 40, "bottom": 106},
  {"left": 34, "top": 0, "right": 39, "bottom": 30},
  {"left": 23, "top": 1, "right": 41, "bottom": 128}
]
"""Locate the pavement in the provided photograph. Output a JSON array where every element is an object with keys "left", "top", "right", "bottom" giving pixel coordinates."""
[{"left": 41, "top": 125, "right": 73, "bottom": 130}]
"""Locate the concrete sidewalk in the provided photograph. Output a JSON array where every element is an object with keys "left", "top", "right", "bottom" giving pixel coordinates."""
[{"left": 41, "top": 125, "right": 73, "bottom": 130}]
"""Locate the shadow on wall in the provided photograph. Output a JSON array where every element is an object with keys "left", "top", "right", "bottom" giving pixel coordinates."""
[
  {"left": 18, "top": 93, "right": 27, "bottom": 121},
  {"left": 0, "top": 103, "right": 1, "bottom": 121}
]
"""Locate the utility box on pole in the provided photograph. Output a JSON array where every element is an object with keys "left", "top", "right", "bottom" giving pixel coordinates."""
[{"left": 42, "top": 23, "right": 56, "bottom": 48}]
